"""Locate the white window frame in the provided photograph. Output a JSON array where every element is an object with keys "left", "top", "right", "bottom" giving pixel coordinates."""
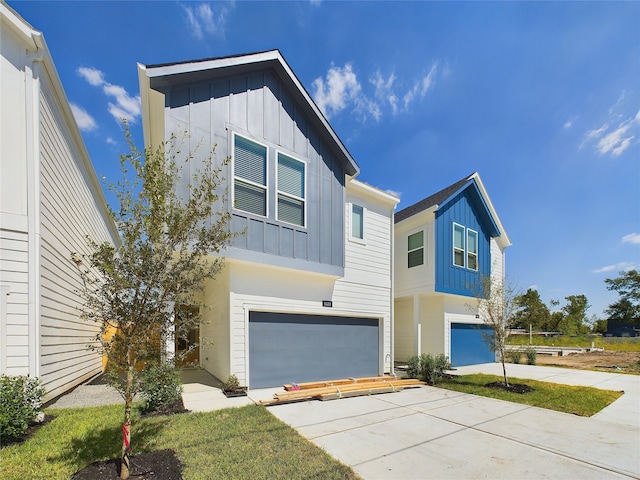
[
  {"left": 349, "top": 203, "right": 365, "bottom": 243},
  {"left": 276, "top": 151, "right": 306, "bottom": 228},
  {"left": 407, "top": 230, "right": 424, "bottom": 268},
  {"left": 232, "top": 133, "right": 268, "bottom": 218},
  {"left": 453, "top": 223, "right": 466, "bottom": 268},
  {"left": 467, "top": 228, "right": 478, "bottom": 271}
]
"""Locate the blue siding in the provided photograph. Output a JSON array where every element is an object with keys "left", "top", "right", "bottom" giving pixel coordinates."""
[
  {"left": 161, "top": 68, "right": 346, "bottom": 273},
  {"left": 435, "top": 185, "right": 492, "bottom": 297}
]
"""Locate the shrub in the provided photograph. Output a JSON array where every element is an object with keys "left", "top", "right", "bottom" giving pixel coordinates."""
[
  {"left": 405, "top": 355, "right": 421, "bottom": 379},
  {"left": 223, "top": 374, "right": 241, "bottom": 392},
  {"left": 139, "top": 363, "right": 183, "bottom": 412},
  {"left": 525, "top": 348, "right": 537, "bottom": 365},
  {"left": 507, "top": 350, "right": 522, "bottom": 364},
  {"left": 0, "top": 375, "right": 46, "bottom": 442},
  {"left": 406, "top": 353, "right": 451, "bottom": 385}
]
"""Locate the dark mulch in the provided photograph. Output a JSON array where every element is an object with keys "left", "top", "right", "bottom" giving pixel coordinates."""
[
  {"left": 485, "top": 381, "right": 535, "bottom": 394},
  {"left": 139, "top": 398, "right": 189, "bottom": 418},
  {"left": 71, "top": 449, "right": 182, "bottom": 480}
]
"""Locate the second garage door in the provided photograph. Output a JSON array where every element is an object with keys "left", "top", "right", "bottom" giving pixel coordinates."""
[
  {"left": 248, "top": 312, "right": 379, "bottom": 389},
  {"left": 450, "top": 323, "right": 494, "bottom": 367}
]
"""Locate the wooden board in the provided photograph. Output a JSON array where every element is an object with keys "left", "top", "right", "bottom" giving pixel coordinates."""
[{"left": 283, "top": 376, "right": 397, "bottom": 391}]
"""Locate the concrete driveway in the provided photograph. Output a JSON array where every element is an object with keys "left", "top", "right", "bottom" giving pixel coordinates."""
[{"left": 265, "top": 364, "right": 640, "bottom": 479}]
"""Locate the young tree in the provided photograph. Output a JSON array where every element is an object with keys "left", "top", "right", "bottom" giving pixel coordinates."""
[
  {"left": 605, "top": 270, "right": 640, "bottom": 325},
  {"left": 472, "top": 276, "right": 522, "bottom": 387},
  {"left": 73, "top": 127, "right": 234, "bottom": 479}
]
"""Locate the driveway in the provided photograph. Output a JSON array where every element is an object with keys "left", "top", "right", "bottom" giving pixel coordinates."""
[{"left": 265, "top": 364, "right": 640, "bottom": 479}]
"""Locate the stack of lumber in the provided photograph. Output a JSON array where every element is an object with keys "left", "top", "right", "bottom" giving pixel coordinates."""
[{"left": 257, "top": 376, "right": 425, "bottom": 406}]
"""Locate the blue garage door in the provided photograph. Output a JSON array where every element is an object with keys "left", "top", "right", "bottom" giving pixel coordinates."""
[
  {"left": 450, "top": 323, "right": 494, "bottom": 367},
  {"left": 249, "top": 312, "right": 379, "bottom": 389}
]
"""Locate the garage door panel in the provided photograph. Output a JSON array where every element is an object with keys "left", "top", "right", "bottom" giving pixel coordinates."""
[
  {"left": 451, "top": 323, "right": 494, "bottom": 367},
  {"left": 249, "top": 312, "right": 379, "bottom": 388}
]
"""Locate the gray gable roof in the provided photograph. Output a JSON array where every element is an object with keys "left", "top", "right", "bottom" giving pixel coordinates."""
[{"left": 395, "top": 173, "right": 475, "bottom": 223}]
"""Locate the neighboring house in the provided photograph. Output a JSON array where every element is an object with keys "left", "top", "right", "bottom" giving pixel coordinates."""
[
  {"left": 0, "top": 3, "right": 119, "bottom": 401},
  {"left": 394, "top": 172, "right": 510, "bottom": 367},
  {"left": 138, "top": 50, "right": 399, "bottom": 389}
]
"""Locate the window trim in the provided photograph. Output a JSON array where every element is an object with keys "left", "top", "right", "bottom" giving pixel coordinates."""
[
  {"left": 467, "top": 228, "right": 478, "bottom": 271},
  {"left": 453, "top": 223, "right": 466, "bottom": 268},
  {"left": 349, "top": 203, "right": 365, "bottom": 243},
  {"left": 407, "top": 230, "right": 424, "bottom": 268},
  {"left": 232, "top": 133, "right": 268, "bottom": 218},
  {"left": 276, "top": 151, "right": 306, "bottom": 228}
]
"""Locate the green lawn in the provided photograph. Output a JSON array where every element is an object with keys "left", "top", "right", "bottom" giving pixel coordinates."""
[
  {"left": 438, "top": 374, "right": 623, "bottom": 416},
  {"left": 0, "top": 404, "right": 358, "bottom": 480},
  {"left": 508, "top": 335, "right": 640, "bottom": 351}
]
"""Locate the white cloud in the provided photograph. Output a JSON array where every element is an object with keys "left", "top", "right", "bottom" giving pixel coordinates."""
[
  {"left": 77, "top": 66, "right": 105, "bottom": 86},
  {"left": 592, "top": 261, "right": 638, "bottom": 274},
  {"left": 313, "top": 61, "right": 443, "bottom": 122},
  {"left": 312, "top": 63, "right": 363, "bottom": 119},
  {"left": 581, "top": 97, "right": 640, "bottom": 157},
  {"left": 77, "top": 66, "right": 140, "bottom": 124},
  {"left": 70, "top": 103, "right": 97, "bottom": 131},
  {"left": 564, "top": 120, "right": 572, "bottom": 129},
  {"left": 183, "top": 2, "right": 232, "bottom": 39},
  {"left": 622, "top": 233, "right": 640, "bottom": 245}
]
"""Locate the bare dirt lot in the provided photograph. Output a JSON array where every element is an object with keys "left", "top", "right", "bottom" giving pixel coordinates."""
[{"left": 536, "top": 350, "right": 640, "bottom": 374}]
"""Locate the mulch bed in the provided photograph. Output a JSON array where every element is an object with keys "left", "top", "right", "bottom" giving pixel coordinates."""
[
  {"left": 71, "top": 449, "right": 182, "bottom": 480},
  {"left": 485, "top": 381, "right": 535, "bottom": 394}
]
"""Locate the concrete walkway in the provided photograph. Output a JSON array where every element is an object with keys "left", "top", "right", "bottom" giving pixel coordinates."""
[{"left": 267, "top": 364, "right": 640, "bottom": 479}]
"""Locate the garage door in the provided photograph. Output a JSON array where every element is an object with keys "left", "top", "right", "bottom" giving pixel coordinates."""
[
  {"left": 249, "top": 312, "right": 379, "bottom": 389},
  {"left": 450, "top": 323, "right": 494, "bottom": 366}
]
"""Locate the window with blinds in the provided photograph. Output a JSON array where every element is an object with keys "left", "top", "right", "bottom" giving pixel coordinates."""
[
  {"left": 453, "top": 223, "right": 465, "bottom": 267},
  {"left": 408, "top": 231, "right": 424, "bottom": 268},
  {"left": 277, "top": 153, "right": 305, "bottom": 227},
  {"left": 234, "top": 135, "right": 267, "bottom": 216},
  {"left": 467, "top": 229, "right": 478, "bottom": 271}
]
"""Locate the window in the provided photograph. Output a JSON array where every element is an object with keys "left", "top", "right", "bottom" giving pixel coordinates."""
[
  {"left": 467, "top": 229, "right": 478, "bottom": 271},
  {"left": 277, "top": 153, "right": 305, "bottom": 227},
  {"left": 234, "top": 135, "right": 267, "bottom": 216},
  {"left": 351, "top": 204, "right": 364, "bottom": 240},
  {"left": 408, "top": 231, "right": 424, "bottom": 268},
  {"left": 453, "top": 223, "right": 479, "bottom": 270},
  {"left": 453, "top": 223, "right": 465, "bottom": 267}
]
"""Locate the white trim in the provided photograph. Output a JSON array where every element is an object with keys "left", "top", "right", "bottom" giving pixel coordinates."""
[
  {"left": 467, "top": 228, "right": 478, "bottom": 271},
  {"left": 275, "top": 150, "right": 307, "bottom": 228},
  {"left": 407, "top": 229, "right": 424, "bottom": 268},
  {"left": 453, "top": 222, "right": 465, "bottom": 268}
]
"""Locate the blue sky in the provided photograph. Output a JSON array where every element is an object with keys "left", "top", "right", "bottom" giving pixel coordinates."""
[{"left": 11, "top": 1, "right": 640, "bottom": 320}]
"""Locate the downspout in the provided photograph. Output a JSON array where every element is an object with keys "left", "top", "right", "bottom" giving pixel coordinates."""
[{"left": 25, "top": 39, "right": 45, "bottom": 378}]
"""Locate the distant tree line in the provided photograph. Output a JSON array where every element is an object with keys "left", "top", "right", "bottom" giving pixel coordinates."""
[{"left": 512, "top": 270, "right": 639, "bottom": 335}]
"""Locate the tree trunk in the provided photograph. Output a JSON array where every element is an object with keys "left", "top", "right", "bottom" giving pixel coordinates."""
[
  {"left": 120, "top": 368, "right": 134, "bottom": 480},
  {"left": 500, "top": 349, "right": 509, "bottom": 387}
]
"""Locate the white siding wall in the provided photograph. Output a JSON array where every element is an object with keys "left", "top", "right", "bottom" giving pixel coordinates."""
[
  {"left": 490, "top": 237, "right": 505, "bottom": 282},
  {"left": 38, "top": 76, "right": 116, "bottom": 400},
  {"left": 200, "top": 265, "right": 230, "bottom": 382},
  {"left": 393, "top": 297, "right": 413, "bottom": 362},
  {"left": 394, "top": 212, "right": 436, "bottom": 298},
  {"left": 1, "top": 14, "right": 32, "bottom": 378}
]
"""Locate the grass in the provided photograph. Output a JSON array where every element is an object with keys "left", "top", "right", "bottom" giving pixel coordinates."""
[
  {"left": 508, "top": 335, "right": 640, "bottom": 351},
  {"left": 438, "top": 374, "right": 623, "bottom": 416},
  {"left": 0, "top": 404, "right": 358, "bottom": 480}
]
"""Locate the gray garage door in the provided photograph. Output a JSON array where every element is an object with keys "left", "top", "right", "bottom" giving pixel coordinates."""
[
  {"left": 450, "top": 323, "right": 494, "bottom": 367},
  {"left": 249, "top": 312, "right": 379, "bottom": 389}
]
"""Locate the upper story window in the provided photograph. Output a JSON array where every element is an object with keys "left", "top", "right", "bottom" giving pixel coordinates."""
[
  {"left": 351, "top": 204, "right": 364, "bottom": 240},
  {"left": 408, "top": 231, "right": 424, "bottom": 268},
  {"left": 453, "top": 222, "right": 478, "bottom": 271},
  {"left": 277, "top": 153, "right": 305, "bottom": 227},
  {"left": 453, "top": 223, "right": 465, "bottom": 267},
  {"left": 233, "top": 135, "right": 267, "bottom": 217},
  {"left": 467, "top": 229, "right": 478, "bottom": 271}
]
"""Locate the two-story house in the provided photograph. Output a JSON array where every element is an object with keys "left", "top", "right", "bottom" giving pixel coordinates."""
[
  {"left": 394, "top": 172, "right": 510, "bottom": 367},
  {"left": 138, "top": 50, "right": 398, "bottom": 389},
  {"left": 1, "top": 3, "right": 119, "bottom": 401}
]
